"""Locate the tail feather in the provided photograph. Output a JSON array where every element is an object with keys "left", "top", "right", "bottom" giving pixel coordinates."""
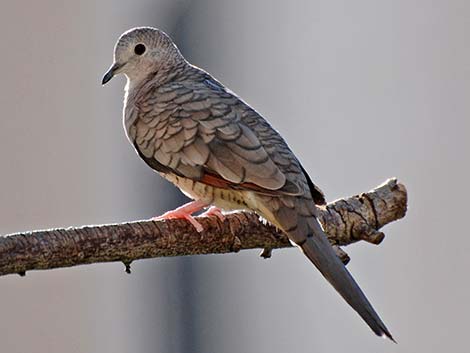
[{"left": 299, "top": 218, "right": 395, "bottom": 342}]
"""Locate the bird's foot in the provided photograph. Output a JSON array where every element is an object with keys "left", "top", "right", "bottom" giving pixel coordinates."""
[
  {"left": 200, "top": 206, "right": 225, "bottom": 222},
  {"left": 153, "top": 200, "right": 207, "bottom": 233}
]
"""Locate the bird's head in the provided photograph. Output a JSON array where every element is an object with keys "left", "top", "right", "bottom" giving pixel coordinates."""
[{"left": 102, "top": 27, "right": 183, "bottom": 85}]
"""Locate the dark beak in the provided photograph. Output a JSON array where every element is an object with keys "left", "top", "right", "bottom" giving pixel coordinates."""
[{"left": 101, "top": 63, "right": 123, "bottom": 85}]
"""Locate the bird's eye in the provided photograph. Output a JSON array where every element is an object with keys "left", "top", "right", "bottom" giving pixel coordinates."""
[{"left": 134, "top": 44, "right": 146, "bottom": 55}]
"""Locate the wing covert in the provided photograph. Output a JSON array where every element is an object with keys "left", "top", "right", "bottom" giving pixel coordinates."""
[{"left": 133, "top": 76, "right": 307, "bottom": 196}]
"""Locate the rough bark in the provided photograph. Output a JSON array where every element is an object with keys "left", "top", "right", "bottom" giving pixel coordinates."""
[{"left": 0, "top": 178, "right": 406, "bottom": 277}]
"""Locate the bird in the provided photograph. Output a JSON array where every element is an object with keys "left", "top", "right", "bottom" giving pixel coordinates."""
[{"left": 102, "top": 26, "right": 394, "bottom": 341}]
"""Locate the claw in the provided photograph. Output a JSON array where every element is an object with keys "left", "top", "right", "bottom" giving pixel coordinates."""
[
  {"left": 154, "top": 212, "right": 204, "bottom": 232},
  {"left": 201, "top": 206, "right": 225, "bottom": 222},
  {"left": 153, "top": 200, "right": 207, "bottom": 233}
]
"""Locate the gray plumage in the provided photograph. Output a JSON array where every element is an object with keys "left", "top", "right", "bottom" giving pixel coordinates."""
[{"left": 102, "top": 27, "right": 394, "bottom": 341}]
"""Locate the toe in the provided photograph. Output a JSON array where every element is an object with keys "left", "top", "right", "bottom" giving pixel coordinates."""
[
  {"left": 184, "top": 215, "right": 204, "bottom": 232},
  {"left": 202, "top": 206, "right": 225, "bottom": 221}
]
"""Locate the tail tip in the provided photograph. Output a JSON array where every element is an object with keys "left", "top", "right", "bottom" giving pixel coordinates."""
[{"left": 381, "top": 330, "right": 397, "bottom": 344}]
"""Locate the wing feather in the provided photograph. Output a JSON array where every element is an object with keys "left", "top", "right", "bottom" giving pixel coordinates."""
[{"left": 132, "top": 74, "right": 324, "bottom": 199}]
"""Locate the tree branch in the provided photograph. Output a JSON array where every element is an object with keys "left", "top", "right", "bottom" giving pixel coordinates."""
[{"left": 0, "top": 178, "right": 407, "bottom": 277}]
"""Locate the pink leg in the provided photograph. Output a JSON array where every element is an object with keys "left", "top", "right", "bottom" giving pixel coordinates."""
[
  {"left": 200, "top": 206, "right": 225, "bottom": 222},
  {"left": 153, "top": 200, "right": 208, "bottom": 232}
]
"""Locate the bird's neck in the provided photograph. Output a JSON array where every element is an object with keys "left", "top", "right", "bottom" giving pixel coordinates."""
[
  {"left": 129, "top": 62, "right": 187, "bottom": 93},
  {"left": 154, "top": 59, "right": 190, "bottom": 85}
]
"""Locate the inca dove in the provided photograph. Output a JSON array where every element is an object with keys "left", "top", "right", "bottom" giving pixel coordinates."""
[{"left": 102, "top": 27, "right": 394, "bottom": 341}]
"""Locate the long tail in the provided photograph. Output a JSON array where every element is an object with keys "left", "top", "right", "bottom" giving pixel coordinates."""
[
  {"left": 299, "top": 216, "right": 395, "bottom": 341},
  {"left": 265, "top": 196, "right": 395, "bottom": 341}
]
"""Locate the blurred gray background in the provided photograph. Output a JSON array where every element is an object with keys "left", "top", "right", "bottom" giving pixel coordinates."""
[{"left": 0, "top": 1, "right": 468, "bottom": 352}]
